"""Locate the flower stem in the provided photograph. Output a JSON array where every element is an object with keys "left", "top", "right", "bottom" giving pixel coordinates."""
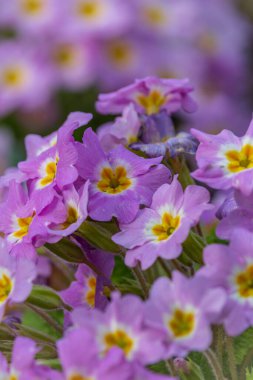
[
  {"left": 226, "top": 335, "right": 238, "bottom": 380},
  {"left": 132, "top": 266, "right": 149, "bottom": 299},
  {"left": 203, "top": 349, "right": 226, "bottom": 380},
  {"left": 26, "top": 304, "right": 63, "bottom": 335}
]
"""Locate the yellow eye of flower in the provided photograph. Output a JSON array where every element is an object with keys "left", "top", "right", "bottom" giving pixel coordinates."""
[
  {"left": 1, "top": 67, "right": 25, "bottom": 88},
  {"left": 143, "top": 6, "right": 166, "bottom": 26},
  {"left": 97, "top": 166, "right": 132, "bottom": 194},
  {"left": 77, "top": 1, "right": 101, "bottom": 19},
  {"left": 235, "top": 264, "right": 253, "bottom": 299},
  {"left": 107, "top": 41, "right": 133, "bottom": 68},
  {"left": 60, "top": 206, "right": 79, "bottom": 230},
  {"left": 54, "top": 45, "right": 76, "bottom": 67},
  {"left": 85, "top": 276, "right": 97, "bottom": 307},
  {"left": 225, "top": 144, "right": 253, "bottom": 173},
  {"left": 152, "top": 212, "right": 180, "bottom": 241},
  {"left": 168, "top": 308, "right": 196, "bottom": 339},
  {"left": 13, "top": 213, "right": 35, "bottom": 240},
  {"left": 21, "top": 0, "right": 44, "bottom": 15},
  {"left": 38, "top": 159, "right": 58, "bottom": 188},
  {"left": 103, "top": 329, "right": 134, "bottom": 357},
  {"left": 197, "top": 34, "right": 217, "bottom": 54},
  {"left": 0, "top": 272, "right": 13, "bottom": 303},
  {"left": 68, "top": 374, "right": 93, "bottom": 380},
  {"left": 137, "top": 90, "right": 168, "bottom": 115}
]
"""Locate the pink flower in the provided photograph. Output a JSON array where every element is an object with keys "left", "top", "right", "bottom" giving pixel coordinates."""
[{"left": 113, "top": 177, "right": 211, "bottom": 270}]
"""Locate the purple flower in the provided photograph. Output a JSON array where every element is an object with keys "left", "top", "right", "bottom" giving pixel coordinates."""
[
  {"left": 47, "top": 182, "right": 89, "bottom": 240},
  {"left": 0, "top": 240, "right": 36, "bottom": 321},
  {"left": 72, "top": 292, "right": 165, "bottom": 365},
  {"left": 113, "top": 177, "right": 211, "bottom": 270},
  {"left": 131, "top": 132, "right": 198, "bottom": 158},
  {"left": 192, "top": 118, "right": 253, "bottom": 195},
  {"left": 96, "top": 76, "right": 197, "bottom": 116},
  {"left": 97, "top": 104, "right": 141, "bottom": 152},
  {"left": 216, "top": 190, "right": 253, "bottom": 239},
  {"left": 199, "top": 229, "right": 253, "bottom": 336},
  {"left": 24, "top": 112, "right": 92, "bottom": 159},
  {"left": 0, "top": 181, "right": 64, "bottom": 258},
  {"left": 145, "top": 273, "right": 226, "bottom": 357},
  {"left": 76, "top": 128, "right": 171, "bottom": 223},
  {"left": 0, "top": 41, "right": 52, "bottom": 116}
]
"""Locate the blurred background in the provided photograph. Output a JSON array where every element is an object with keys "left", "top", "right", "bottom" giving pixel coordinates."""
[{"left": 0, "top": 0, "right": 252, "bottom": 173}]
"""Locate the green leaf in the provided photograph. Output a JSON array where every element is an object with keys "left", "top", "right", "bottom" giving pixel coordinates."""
[
  {"left": 246, "top": 367, "right": 253, "bottom": 380},
  {"left": 26, "top": 285, "right": 64, "bottom": 310},
  {"left": 45, "top": 238, "right": 85, "bottom": 263},
  {"left": 182, "top": 231, "right": 206, "bottom": 264},
  {"left": 206, "top": 228, "right": 229, "bottom": 246},
  {"left": 189, "top": 352, "right": 215, "bottom": 380},
  {"left": 77, "top": 220, "right": 121, "bottom": 253},
  {"left": 234, "top": 328, "right": 253, "bottom": 365}
]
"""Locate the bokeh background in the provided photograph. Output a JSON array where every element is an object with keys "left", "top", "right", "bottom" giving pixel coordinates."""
[{"left": 0, "top": 0, "right": 252, "bottom": 173}]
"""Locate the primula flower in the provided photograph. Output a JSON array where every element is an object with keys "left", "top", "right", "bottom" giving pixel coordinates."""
[
  {"left": 76, "top": 128, "right": 171, "bottom": 223},
  {"left": 61, "top": 248, "right": 114, "bottom": 311},
  {"left": 24, "top": 111, "right": 92, "bottom": 159},
  {"left": 216, "top": 190, "right": 253, "bottom": 239},
  {"left": 131, "top": 132, "right": 198, "bottom": 158},
  {"left": 97, "top": 104, "right": 141, "bottom": 152},
  {"left": 0, "top": 181, "right": 65, "bottom": 257},
  {"left": 0, "top": 336, "right": 55, "bottom": 379},
  {"left": 0, "top": 41, "right": 52, "bottom": 116},
  {"left": 0, "top": 240, "right": 36, "bottom": 320},
  {"left": 57, "top": 327, "right": 133, "bottom": 380},
  {"left": 199, "top": 229, "right": 253, "bottom": 336},
  {"left": 113, "top": 177, "right": 211, "bottom": 270},
  {"left": 19, "top": 112, "right": 92, "bottom": 196},
  {"left": 47, "top": 182, "right": 89, "bottom": 240},
  {"left": 96, "top": 76, "right": 197, "bottom": 116},
  {"left": 72, "top": 292, "right": 165, "bottom": 365},
  {"left": 192, "top": 118, "right": 253, "bottom": 195},
  {"left": 145, "top": 273, "right": 226, "bottom": 357},
  {"left": 63, "top": 0, "right": 132, "bottom": 38}
]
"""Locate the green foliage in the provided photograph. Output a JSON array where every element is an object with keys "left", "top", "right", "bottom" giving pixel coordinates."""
[
  {"left": 77, "top": 220, "right": 121, "bottom": 253},
  {"left": 26, "top": 285, "right": 65, "bottom": 310},
  {"left": 45, "top": 238, "right": 85, "bottom": 263}
]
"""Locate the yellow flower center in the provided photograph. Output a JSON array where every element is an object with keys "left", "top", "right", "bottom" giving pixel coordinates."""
[
  {"left": 198, "top": 34, "right": 217, "bottom": 54},
  {"left": 143, "top": 6, "right": 166, "bottom": 26},
  {"left": 97, "top": 166, "right": 132, "bottom": 194},
  {"left": 137, "top": 90, "right": 168, "bottom": 115},
  {"left": 85, "top": 276, "right": 97, "bottom": 307},
  {"left": 1, "top": 67, "right": 25, "bottom": 88},
  {"left": 225, "top": 144, "right": 253, "bottom": 173},
  {"left": 39, "top": 159, "right": 58, "bottom": 188},
  {"left": 107, "top": 41, "right": 133, "bottom": 68},
  {"left": 103, "top": 329, "right": 134, "bottom": 357},
  {"left": 235, "top": 264, "right": 253, "bottom": 299},
  {"left": 61, "top": 206, "right": 79, "bottom": 230},
  {"left": 168, "top": 308, "right": 196, "bottom": 339},
  {"left": 152, "top": 212, "right": 180, "bottom": 241},
  {"left": 54, "top": 45, "right": 76, "bottom": 67},
  {"left": 21, "top": 0, "right": 44, "bottom": 14},
  {"left": 0, "top": 272, "right": 13, "bottom": 303},
  {"left": 68, "top": 374, "right": 93, "bottom": 380},
  {"left": 13, "top": 213, "right": 35, "bottom": 240},
  {"left": 77, "top": 1, "right": 101, "bottom": 19}
]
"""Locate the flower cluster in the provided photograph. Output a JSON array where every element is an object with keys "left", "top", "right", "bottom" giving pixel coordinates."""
[
  {"left": 0, "top": 0, "right": 250, "bottom": 138},
  {"left": 1, "top": 76, "right": 253, "bottom": 379}
]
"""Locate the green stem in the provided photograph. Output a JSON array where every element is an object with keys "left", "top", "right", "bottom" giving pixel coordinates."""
[
  {"left": 132, "top": 266, "right": 149, "bottom": 299},
  {"left": 26, "top": 304, "right": 63, "bottom": 335},
  {"left": 203, "top": 349, "right": 226, "bottom": 380},
  {"left": 213, "top": 326, "right": 224, "bottom": 367},
  {"left": 226, "top": 336, "right": 238, "bottom": 380},
  {"left": 157, "top": 258, "right": 172, "bottom": 278},
  {"left": 165, "top": 359, "right": 177, "bottom": 377},
  {"left": 239, "top": 346, "right": 253, "bottom": 380}
]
